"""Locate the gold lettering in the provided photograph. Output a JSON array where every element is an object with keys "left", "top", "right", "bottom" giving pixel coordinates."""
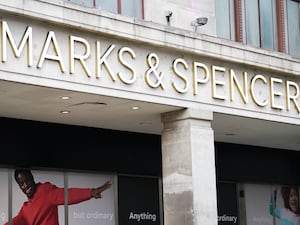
[
  {"left": 144, "top": 53, "right": 165, "bottom": 89},
  {"left": 270, "top": 77, "right": 284, "bottom": 110},
  {"left": 117, "top": 47, "right": 136, "bottom": 84},
  {"left": 96, "top": 42, "right": 116, "bottom": 81},
  {"left": 1, "top": 21, "right": 32, "bottom": 66},
  {"left": 37, "top": 31, "right": 66, "bottom": 72},
  {"left": 192, "top": 62, "right": 209, "bottom": 95},
  {"left": 286, "top": 81, "right": 300, "bottom": 113},
  {"left": 2, "top": 20, "right": 300, "bottom": 116},
  {"left": 211, "top": 65, "right": 226, "bottom": 100},
  {"left": 69, "top": 36, "right": 91, "bottom": 77},
  {"left": 250, "top": 74, "right": 268, "bottom": 107},
  {"left": 229, "top": 69, "right": 248, "bottom": 103},
  {"left": 172, "top": 58, "right": 189, "bottom": 93}
]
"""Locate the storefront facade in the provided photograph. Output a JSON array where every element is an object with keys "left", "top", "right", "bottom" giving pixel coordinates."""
[{"left": 0, "top": 1, "right": 300, "bottom": 225}]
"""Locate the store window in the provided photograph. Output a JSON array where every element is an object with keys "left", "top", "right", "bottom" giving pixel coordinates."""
[
  {"left": 215, "top": 0, "right": 300, "bottom": 58},
  {"left": 68, "top": 0, "right": 144, "bottom": 19},
  {"left": 1, "top": 167, "right": 162, "bottom": 225},
  {"left": 3, "top": 169, "right": 115, "bottom": 225},
  {"left": 217, "top": 182, "right": 239, "bottom": 225},
  {"left": 218, "top": 182, "right": 300, "bottom": 225}
]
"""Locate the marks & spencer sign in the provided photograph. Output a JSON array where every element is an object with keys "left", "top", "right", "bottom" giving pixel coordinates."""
[{"left": 1, "top": 19, "right": 299, "bottom": 117}]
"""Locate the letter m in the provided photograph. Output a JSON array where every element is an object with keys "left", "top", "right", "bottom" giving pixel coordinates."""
[{"left": 1, "top": 21, "right": 32, "bottom": 66}]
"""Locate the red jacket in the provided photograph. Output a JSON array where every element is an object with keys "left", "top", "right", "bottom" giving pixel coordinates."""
[{"left": 5, "top": 182, "right": 92, "bottom": 225}]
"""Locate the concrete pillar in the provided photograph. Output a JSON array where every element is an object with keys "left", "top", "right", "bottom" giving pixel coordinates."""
[{"left": 161, "top": 108, "right": 217, "bottom": 225}]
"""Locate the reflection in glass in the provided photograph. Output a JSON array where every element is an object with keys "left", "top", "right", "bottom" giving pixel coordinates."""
[
  {"left": 69, "top": 0, "right": 94, "bottom": 7},
  {"left": 287, "top": 0, "right": 300, "bottom": 58},
  {"left": 260, "top": 0, "right": 278, "bottom": 50},
  {"left": 216, "top": 0, "right": 231, "bottom": 39},
  {"left": 96, "top": 0, "right": 118, "bottom": 14},
  {"left": 121, "top": 0, "right": 143, "bottom": 18},
  {"left": 245, "top": 0, "right": 260, "bottom": 47}
]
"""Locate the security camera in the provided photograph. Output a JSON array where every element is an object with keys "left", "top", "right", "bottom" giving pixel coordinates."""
[
  {"left": 196, "top": 17, "right": 208, "bottom": 26},
  {"left": 165, "top": 10, "right": 173, "bottom": 17},
  {"left": 191, "top": 17, "right": 208, "bottom": 32},
  {"left": 165, "top": 10, "right": 173, "bottom": 24}
]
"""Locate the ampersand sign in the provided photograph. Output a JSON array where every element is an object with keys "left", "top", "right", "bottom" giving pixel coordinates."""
[{"left": 145, "top": 53, "right": 165, "bottom": 89}]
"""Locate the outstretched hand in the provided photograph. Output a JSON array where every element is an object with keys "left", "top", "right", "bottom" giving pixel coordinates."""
[{"left": 91, "top": 180, "right": 112, "bottom": 199}]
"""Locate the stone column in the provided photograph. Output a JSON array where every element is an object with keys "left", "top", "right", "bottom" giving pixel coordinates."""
[{"left": 161, "top": 108, "right": 217, "bottom": 225}]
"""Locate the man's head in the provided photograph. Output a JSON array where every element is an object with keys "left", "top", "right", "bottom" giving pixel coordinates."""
[{"left": 14, "top": 169, "right": 37, "bottom": 199}]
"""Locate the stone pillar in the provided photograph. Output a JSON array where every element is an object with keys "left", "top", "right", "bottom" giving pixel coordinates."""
[{"left": 161, "top": 108, "right": 217, "bottom": 225}]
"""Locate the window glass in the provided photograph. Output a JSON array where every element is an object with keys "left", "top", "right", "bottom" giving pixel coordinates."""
[
  {"left": 12, "top": 170, "right": 65, "bottom": 225},
  {"left": 121, "top": 0, "right": 143, "bottom": 18},
  {"left": 272, "top": 0, "right": 278, "bottom": 51},
  {"left": 68, "top": 172, "right": 115, "bottom": 225},
  {"left": 96, "top": 0, "right": 118, "bottom": 14},
  {"left": 287, "top": 0, "right": 300, "bottom": 58},
  {"left": 68, "top": 0, "right": 143, "bottom": 19},
  {"left": 69, "top": 0, "right": 94, "bottom": 7},
  {"left": 216, "top": 0, "right": 235, "bottom": 40},
  {"left": 0, "top": 169, "right": 8, "bottom": 225},
  {"left": 216, "top": 0, "right": 231, "bottom": 39},
  {"left": 8, "top": 169, "right": 116, "bottom": 225},
  {"left": 217, "top": 182, "right": 238, "bottom": 224},
  {"left": 118, "top": 176, "right": 160, "bottom": 225},
  {"left": 260, "top": 0, "right": 278, "bottom": 50},
  {"left": 218, "top": 183, "right": 300, "bottom": 225},
  {"left": 217, "top": 0, "right": 300, "bottom": 58},
  {"left": 244, "top": 0, "right": 260, "bottom": 47}
]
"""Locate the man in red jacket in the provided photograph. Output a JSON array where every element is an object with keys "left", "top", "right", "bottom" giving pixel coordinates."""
[{"left": 5, "top": 169, "right": 112, "bottom": 225}]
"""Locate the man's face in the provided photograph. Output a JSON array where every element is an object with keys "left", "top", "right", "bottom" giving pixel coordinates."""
[{"left": 16, "top": 172, "right": 36, "bottom": 199}]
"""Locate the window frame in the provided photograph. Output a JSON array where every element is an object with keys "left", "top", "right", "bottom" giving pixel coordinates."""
[
  {"left": 234, "top": 0, "right": 287, "bottom": 53},
  {"left": 69, "top": 0, "right": 145, "bottom": 19}
]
